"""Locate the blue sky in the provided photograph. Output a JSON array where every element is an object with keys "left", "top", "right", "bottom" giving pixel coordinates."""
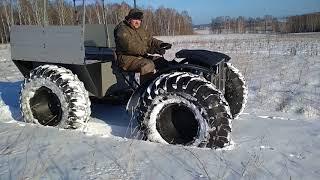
[{"left": 106, "top": 0, "right": 320, "bottom": 24}]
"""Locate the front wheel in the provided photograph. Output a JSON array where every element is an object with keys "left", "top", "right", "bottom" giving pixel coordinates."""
[{"left": 135, "top": 72, "right": 232, "bottom": 148}]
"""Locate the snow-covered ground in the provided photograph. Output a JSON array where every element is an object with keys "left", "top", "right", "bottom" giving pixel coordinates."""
[{"left": 0, "top": 33, "right": 320, "bottom": 179}]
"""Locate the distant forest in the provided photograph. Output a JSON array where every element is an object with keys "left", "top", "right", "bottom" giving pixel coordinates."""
[
  {"left": 209, "top": 12, "right": 320, "bottom": 34},
  {"left": 0, "top": 0, "right": 193, "bottom": 43},
  {"left": 1, "top": 1, "right": 320, "bottom": 44}
]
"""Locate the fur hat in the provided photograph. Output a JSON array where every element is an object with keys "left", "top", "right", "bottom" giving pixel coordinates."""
[{"left": 125, "top": 8, "right": 144, "bottom": 20}]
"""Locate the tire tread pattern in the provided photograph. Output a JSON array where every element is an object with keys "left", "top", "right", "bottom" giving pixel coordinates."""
[
  {"left": 136, "top": 72, "right": 232, "bottom": 148},
  {"left": 20, "top": 65, "right": 91, "bottom": 129},
  {"left": 225, "top": 63, "right": 248, "bottom": 119}
]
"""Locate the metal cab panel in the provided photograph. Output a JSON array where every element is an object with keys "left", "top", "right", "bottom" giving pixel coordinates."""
[
  {"left": 10, "top": 25, "right": 85, "bottom": 64},
  {"left": 84, "top": 24, "right": 116, "bottom": 48}
]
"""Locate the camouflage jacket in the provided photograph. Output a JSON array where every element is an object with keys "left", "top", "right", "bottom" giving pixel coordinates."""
[{"left": 114, "top": 21, "right": 163, "bottom": 67}]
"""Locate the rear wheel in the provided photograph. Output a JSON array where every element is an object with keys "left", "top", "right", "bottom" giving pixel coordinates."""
[
  {"left": 224, "top": 63, "right": 248, "bottom": 119},
  {"left": 136, "top": 72, "right": 232, "bottom": 148},
  {"left": 20, "top": 65, "right": 91, "bottom": 129}
]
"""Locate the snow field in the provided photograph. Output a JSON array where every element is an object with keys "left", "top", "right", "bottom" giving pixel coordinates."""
[
  {"left": 0, "top": 33, "right": 319, "bottom": 179},
  {"left": 159, "top": 33, "right": 320, "bottom": 118}
]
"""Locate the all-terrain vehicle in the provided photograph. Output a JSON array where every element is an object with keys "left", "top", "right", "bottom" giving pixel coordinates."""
[{"left": 10, "top": 0, "right": 247, "bottom": 148}]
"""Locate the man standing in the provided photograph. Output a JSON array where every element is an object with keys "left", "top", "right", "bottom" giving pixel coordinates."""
[{"left": 114, "top": 8, "right": 171, "bottom": 84}]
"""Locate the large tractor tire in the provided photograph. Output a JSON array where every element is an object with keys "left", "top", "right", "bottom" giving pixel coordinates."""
[
  {"left": 136, "top": 72, "right": 232, "bottom": 148},
  {"left": 20, "top": 65, "right": 91, "bottom": 129},
  {"left": 224, "top": 63, "right": 248, "bottom": 119}
]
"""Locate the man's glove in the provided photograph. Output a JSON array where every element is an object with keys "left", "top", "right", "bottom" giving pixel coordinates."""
[
  {"left": 159, "top": 43, "right": 172, "bottom": 50},
  {"left": 156, "top": 49, "right": 166, "bottom": 55}
]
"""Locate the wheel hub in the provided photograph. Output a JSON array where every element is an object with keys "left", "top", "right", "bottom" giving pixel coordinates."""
[
  {"left": 29, "top": 86, "right": 62, "bottom": 126},
  {"left": 156, "top": 104, "right": 199, "bottom": 145}
]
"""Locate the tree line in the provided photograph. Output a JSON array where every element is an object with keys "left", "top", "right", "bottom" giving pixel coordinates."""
[
  {"left": 0, "top": 0, "right": 193, "bottom": 43},
  {"left": 286, "top": 12, "right": 320, "bottom": 33},
  {"left": 210, "top": 12, "right": 320, "bottom": 34}
]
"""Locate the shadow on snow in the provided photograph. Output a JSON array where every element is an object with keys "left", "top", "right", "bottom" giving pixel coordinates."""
[
  {"left": 90, "top": 102, "right": 140, "bottom": 139},
  {"left": 0, "top": 81, "right": 22, "bottom": 120}
]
